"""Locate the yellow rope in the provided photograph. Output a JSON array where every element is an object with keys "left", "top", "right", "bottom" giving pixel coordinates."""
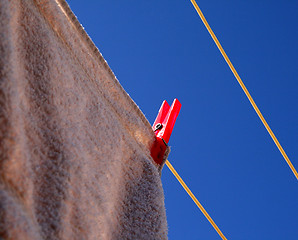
[
  {"left": 190, "top": 0, "right": 298, "bottom": 180},
  {"left": 165, "top": 160, "right": 228, "bottom": 240}
]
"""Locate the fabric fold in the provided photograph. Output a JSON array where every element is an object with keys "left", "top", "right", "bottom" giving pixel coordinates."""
[{"left": 0, "top": 0, "right": 167, "bottom": 239}]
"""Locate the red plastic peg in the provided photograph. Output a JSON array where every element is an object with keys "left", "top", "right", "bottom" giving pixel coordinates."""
[{"left": 150, "top": 99, "right": 181, "bottom": 165}]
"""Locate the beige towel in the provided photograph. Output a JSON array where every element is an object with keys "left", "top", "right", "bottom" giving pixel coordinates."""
[{"left": 0, "top": 0, "right": 167, "bottom": 239}]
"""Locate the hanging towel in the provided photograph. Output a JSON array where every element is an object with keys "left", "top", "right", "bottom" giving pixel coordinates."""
[{"left": 0, "top": 0, "right": 168, "bottom": 239}]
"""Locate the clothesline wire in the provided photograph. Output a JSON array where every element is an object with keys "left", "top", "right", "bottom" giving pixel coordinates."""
[
  {"left": 190, "top": 0, "right": 298, "bottom": 180},
  {"left": 165, "top": 1, "right": 297, "bottom": 239},
  {"left": 165, "top": 160, "right": 228, "bottom": 240}
]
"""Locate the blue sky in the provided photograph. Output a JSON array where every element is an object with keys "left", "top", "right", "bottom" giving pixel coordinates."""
[{"left": 67, "top": 1, "right": 298, "bottom": 239}]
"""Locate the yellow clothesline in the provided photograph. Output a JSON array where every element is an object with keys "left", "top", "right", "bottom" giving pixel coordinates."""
[
  {"left": 165, "top": 1, "right": 297, "bottom": 239},
  {"left": 190, "top": 0, "right": 297, "bottom": 180},
  {"left": 166, "top": 160, "right": 228, "bottom": 240}
]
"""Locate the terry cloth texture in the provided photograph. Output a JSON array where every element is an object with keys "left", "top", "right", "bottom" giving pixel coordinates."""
[{"left": 0, "top": 0, "right": 168, "bottom": 239}]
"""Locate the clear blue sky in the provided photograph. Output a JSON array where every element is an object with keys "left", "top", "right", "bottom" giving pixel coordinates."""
[{"left": 67, "top": 1, "right": 298, "bottom": 239}]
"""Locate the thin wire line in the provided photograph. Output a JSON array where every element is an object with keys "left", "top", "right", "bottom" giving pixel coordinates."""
[
  {"left": 165, "top": 160, "right": 228, "bottom": 240},
  {"left": 190, "top": 0, "right": 298, "bottom": 180}
]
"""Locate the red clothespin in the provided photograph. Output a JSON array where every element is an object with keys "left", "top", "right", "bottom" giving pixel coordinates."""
[{"left": 151, "top": 99, "right": 181, "bottom": 165}]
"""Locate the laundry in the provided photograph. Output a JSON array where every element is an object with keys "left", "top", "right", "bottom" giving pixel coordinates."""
[{"left": 0, "top": 0, "right": 167, "bottom": 239}]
